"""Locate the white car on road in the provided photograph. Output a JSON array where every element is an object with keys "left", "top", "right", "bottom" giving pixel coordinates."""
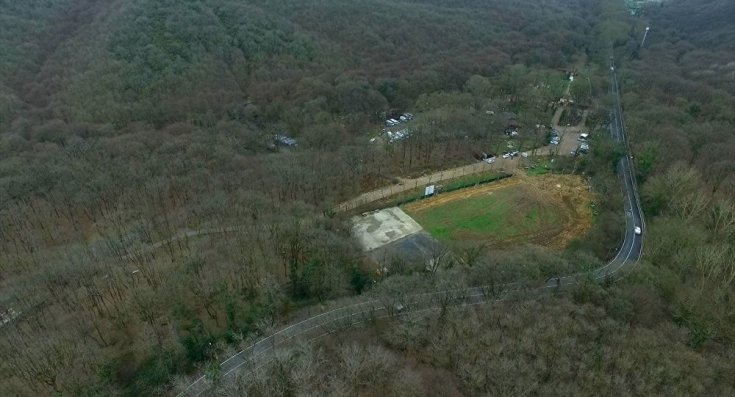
[{"left": 634, "top": 226, "right": 642, "bottom": 235}]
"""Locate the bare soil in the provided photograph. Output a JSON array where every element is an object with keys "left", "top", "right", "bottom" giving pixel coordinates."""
[{"left": 404, "top": 177, "right": 522, "bottom": 213}]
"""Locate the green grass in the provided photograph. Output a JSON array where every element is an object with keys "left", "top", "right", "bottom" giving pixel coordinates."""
[
  {"left": 527, "top": 159, "right": 554, "bottom": 176},
  {"left": 404, "top": 188, "right": 559, "bottom": 243}
]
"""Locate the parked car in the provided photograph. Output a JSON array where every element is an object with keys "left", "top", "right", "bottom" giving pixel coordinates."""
[
  {"left": 474, "top": 151, "right": 495, "bottom": 161},
  {"left": 502, "top": 153, "right": 511, "bottom": 159}
]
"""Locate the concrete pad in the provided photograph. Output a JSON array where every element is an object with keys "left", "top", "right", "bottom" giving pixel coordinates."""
[
  {"left": 368, "top": 232, "right": 443, "bottom": 266},
  {"left": 352, "top": 207, "right": 423, "bottom": 251}
]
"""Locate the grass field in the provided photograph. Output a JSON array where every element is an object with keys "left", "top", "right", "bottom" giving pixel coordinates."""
[
  {"left": 403, "top": 174, "right": 593, "bottom": 248},
  {"left": 408, "top": 188, "right": 559, "bottom": 241},
  {"left": 527, "top": 159, "right": 553, "bottom": 176}
]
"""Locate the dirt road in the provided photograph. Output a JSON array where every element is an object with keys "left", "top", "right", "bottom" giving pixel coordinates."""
[
  {"left": 336, "top": 159, "right": 514, "bottom": 212},
  {"left": 336, "top": 106, "right": 588, "bottom": 213}
]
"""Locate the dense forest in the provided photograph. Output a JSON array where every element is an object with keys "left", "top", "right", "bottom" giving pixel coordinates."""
[{"left": 0, "top": 0, "right": 733, "bottom": 395}]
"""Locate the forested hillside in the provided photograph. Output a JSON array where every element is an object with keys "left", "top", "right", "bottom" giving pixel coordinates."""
[
  {"left": 216, "top": 0, "right": 735, "bottom": 394},
  {"left": 622, "top": 0, "right": 735, "bottom": 372},
  {"left": 3, "top": 0, "right": 594, "bottom": 130},
  {"left": 0, "top": 0, "right": 733, "bottom": 395},
  {"left": 0, "top": 0, "right": 609, "bottom": 395}
]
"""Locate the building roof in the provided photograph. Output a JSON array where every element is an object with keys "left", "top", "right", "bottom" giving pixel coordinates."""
[{"left": 275, "top": 134, "right": 297, "bottom": 146}]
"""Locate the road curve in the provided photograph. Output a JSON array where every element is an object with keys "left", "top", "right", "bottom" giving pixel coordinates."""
[
  {"left": 549, "top": 58, "right": 645, "bottom": 288},
  {"left": 176, "top": 57, "right": 644, "bottom": 396}
]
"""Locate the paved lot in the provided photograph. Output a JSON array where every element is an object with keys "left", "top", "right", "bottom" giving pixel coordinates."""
[
  {"left": 351, "top": 207, "right": 424, "bottom": 251},
  {"left": 367, "top": 232, "right": 443, "bottom": 266},
  {"left": 550, "top": 106, "right": 588, "bottom": 155}
]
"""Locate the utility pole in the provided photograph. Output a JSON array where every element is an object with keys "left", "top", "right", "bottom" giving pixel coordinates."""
[
  {"left": 585, "top": 65, "right": 593, "bottom": 103},
  {"left": 640, "top": 26, "right": 650, "bottom": 49}
]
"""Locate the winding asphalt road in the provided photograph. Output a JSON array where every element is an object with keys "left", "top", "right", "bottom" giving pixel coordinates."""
[
  {"left": 549, "top": 57, "right": 645, "bottom": 288},
  {"left": 605, "top": 59, "right": 645, "bottom": 266},
  {"left": 176, "top": 57, "right": 644, "bottom": 396}
]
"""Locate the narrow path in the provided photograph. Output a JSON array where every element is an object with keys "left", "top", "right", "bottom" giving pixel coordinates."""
[{"left": 338, "top": 141, "right": 559, "bottom": 213}]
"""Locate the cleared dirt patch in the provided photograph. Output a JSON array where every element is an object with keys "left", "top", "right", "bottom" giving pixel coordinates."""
[
  {"left": 404, "top": 177, "right": 522, "bottom": 213},
  {"left": 403, "top": 174, "right": 594, "bottom": 249}
]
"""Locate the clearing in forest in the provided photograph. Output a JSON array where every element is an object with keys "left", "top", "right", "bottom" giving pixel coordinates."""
[{"left": 403, "top": 174, "right": 594, "bottom": 249}]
